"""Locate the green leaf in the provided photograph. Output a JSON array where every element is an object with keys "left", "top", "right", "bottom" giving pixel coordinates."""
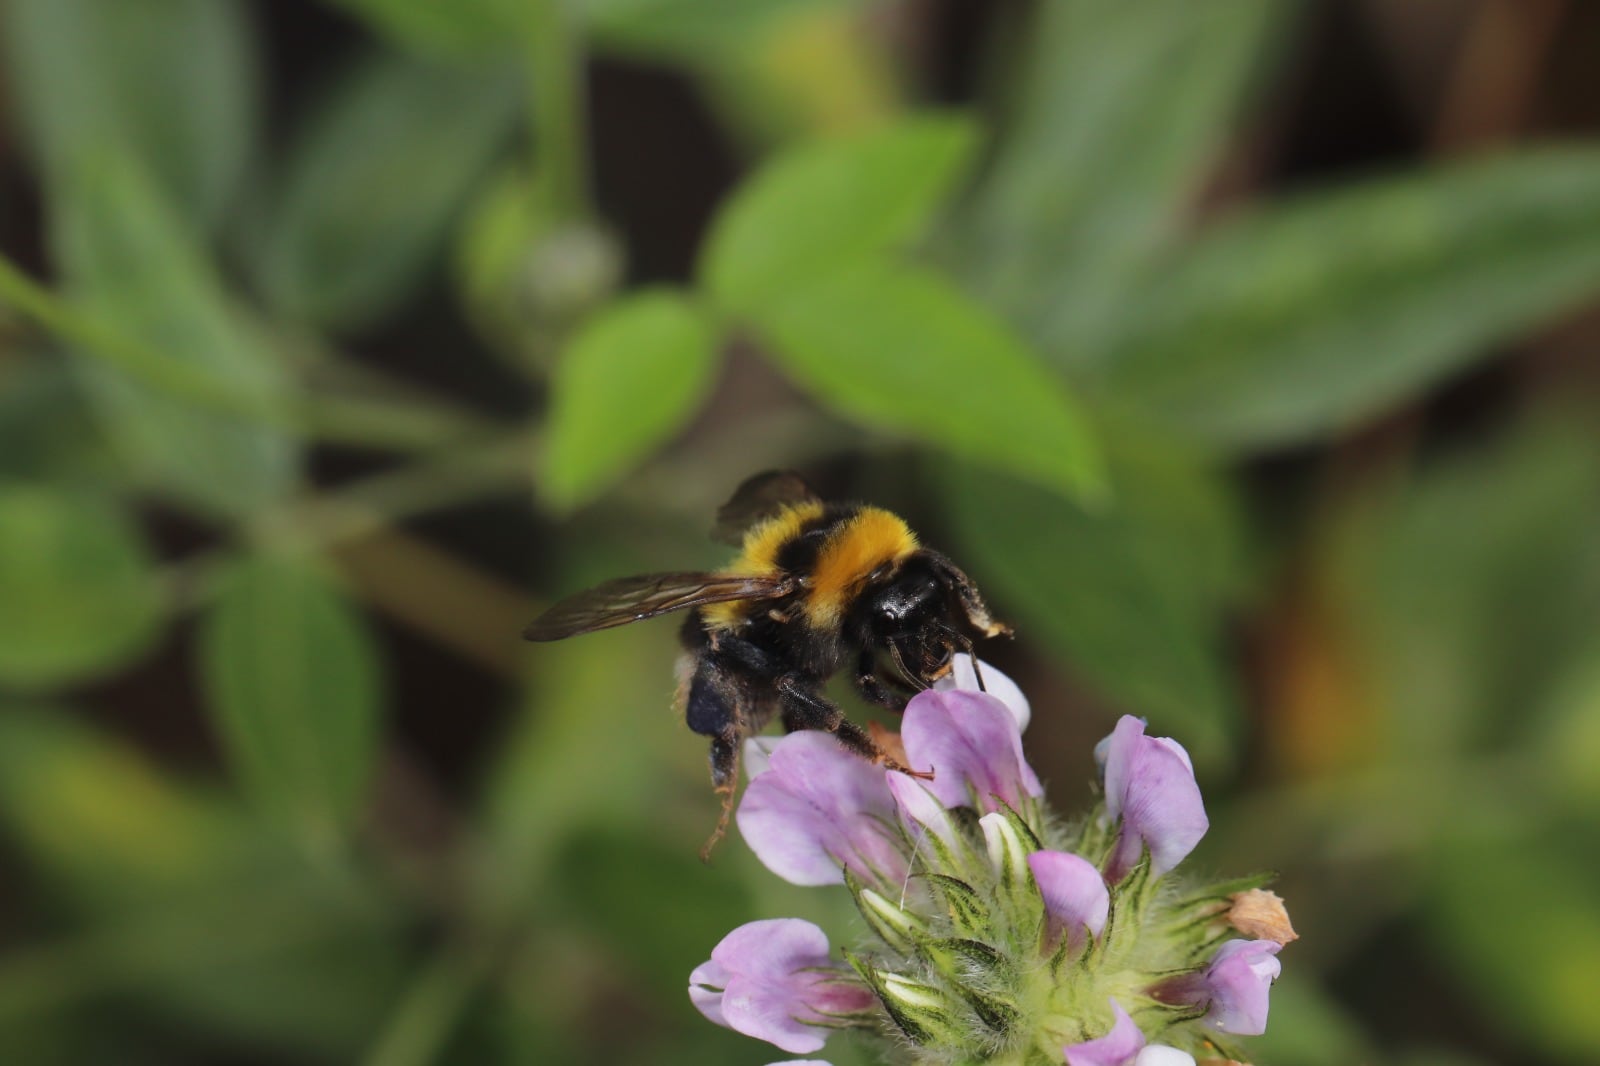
[
  {"left": 700, "top": 114, "right": 979, "bottom": 315},
  {"left": 198, "top": 556, "right": 382, "bottom": 844},
  {"left": 1430, "top": 827, "right": 1600, "bottom": 1061},
  {"left": 587, "top": 0, "right": 854, "bottom": 60},
  {"left": 319, "top": 0, "right": 520, "bottom": 55},
  {"left": 941, "top": 450, "right": 1240, "bottom": 765},
  {"left": 956, "top": 0, "right": 1283, "bottom": 361},
  {"left": 1, "top": 0, "right": 257, "bottom": 232},
  {"left": 553, "top": 826, "right": 751, "bottom": 1001},
  {"left": 0, "top": 706, "right": 406, "bottom": 1056},
  {"left": 0, "top": 486, "right": 161, "bottom": 689},
  {"left": 250, "top": 51, "right": 521, "bottom": 329},
  {"left": 0, "top": 358, "right": 116, "bottom": 484},
  {"left": 1332, "top": 410, "right": 1600, "bottom": 755},
  {"left": 756, "top": 263, "right": 1105, "bottom": 502},
  {"left": 479, "top": 622, "right": 690, "bottom": 915},
  {"left": 1099, "top": 148, "right": 1600, "bottom": 451},
  {"left": 540, "top": 289, "right": 719, "bottom": 510},
  {"left": 0, "top": 705, "right": 252, "bottom": 908},
  {"left": 51, "top": 159, "right": 300, "bottom": 518}
]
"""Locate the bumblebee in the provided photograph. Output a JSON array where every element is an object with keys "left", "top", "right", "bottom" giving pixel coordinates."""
[{"left": 523, "top": 471, "right": 1010, "bottom": 850}]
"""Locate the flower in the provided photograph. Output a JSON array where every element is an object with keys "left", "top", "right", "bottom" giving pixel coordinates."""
[
  {"left": 1200, "top": 939, "right": 1282, "bottom": 1035},
  {"left": 1026, "top": 849, "right": 1109, "bottom": 953},
  {"left": 933, "top": 653, "right": 1030, "bottom": 731},
  {"left": 901, "top": 688, "right": 1042, "bottom": 812},
  {"left": 736, "top": 731, "right": 906, "bottom": 889},
  {"left": 689, "top": 919, "right": 874, "bottom": 1054},
  {"left": 1064, "top": 1001, "right": 1198, "bottom": 1066},
  {"left": 1063, "top": 999, "right": 1145, "bottom": 1066},
  {"left": 1100, "top": 716, "right": 1208, "bottom": 882}
]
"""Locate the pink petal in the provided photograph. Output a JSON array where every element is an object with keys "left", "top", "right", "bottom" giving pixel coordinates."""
[
  {"left": 1026, "top": 850, "right": 1108, "bottom": 951},
  {"left": 1063, "top": 999, "right": 1146, "bottom": 1066},
  {"left": 1101, "top": 716, "right": 1207, "bottom": 880},
  {"left": 736, "top": 732, "right": 906, "bottom": 888},
  {"left": 901, "top": 689, "right": 1042, "bottom": 812},
  {"left": 886, "top": 770, "right": 958, "bottom": 849},
  {"left": 691, "top": 919, "right": 867, "bottom": 1055},
  {"left": 1203, "top": 938, "right": 1282, "bottom": 1035},
  {"left": 932, "top": 653, "right": 1030, "bottom": 732}
]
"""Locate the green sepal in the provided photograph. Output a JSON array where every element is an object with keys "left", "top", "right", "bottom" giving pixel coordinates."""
[
  {"left": 920, "top": 938, "right": 1019, "bottom": 1034},
  {"left": 1099, "top": 851, "right": 1155, "bottom": 964},
  {"left": 925, "top": 872, "right": 990, "bottom": 936},
  {"left": 1171, "top": 870, "right": 1278, "bottom": 909},
  {"left": 846, "top": 952, "right": 960, "bottom": 1048},
  {"left": 996, "top": 800, "right": 1045, "bottom": 852}
]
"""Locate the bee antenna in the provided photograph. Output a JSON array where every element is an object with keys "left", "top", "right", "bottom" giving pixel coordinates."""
[{"left": 888, "top": 641, "right": 930, "bottom": 691}]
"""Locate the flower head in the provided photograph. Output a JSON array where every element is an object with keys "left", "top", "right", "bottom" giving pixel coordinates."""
[
  {"left": 689, "top": 919, "right": 874, "bottom": 1054},
  {"left": 692, "top": 670, "right": 1289, "bottom": 1064}
]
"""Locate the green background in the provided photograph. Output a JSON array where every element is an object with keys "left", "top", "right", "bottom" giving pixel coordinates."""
[{"left": 1, "top": 1, "right": 1598, "bottom": 1063}]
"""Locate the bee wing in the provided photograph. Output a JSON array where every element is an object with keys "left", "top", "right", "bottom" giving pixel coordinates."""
[
  {"left": 522, "top": 571, "right": 798, "bottom": 641},
  {"left": 710, "top": 469, "right": 820, "bottom": 545}
]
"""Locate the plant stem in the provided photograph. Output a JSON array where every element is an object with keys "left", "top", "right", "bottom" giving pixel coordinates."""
[
  {"left": 0, "top": 254, "right": 499, "bottom": 453},
  {"left": 161, "top": 433, "right": 534, "bottom": 613},
  {"left": 524, "top": 0, "right": 591, "bottom": 222}
]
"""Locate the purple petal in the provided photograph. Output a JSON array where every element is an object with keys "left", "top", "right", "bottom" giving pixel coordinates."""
[
  {"left": 689, "top": 919, "right": 872, "bottom": 1054},
  {"left": 1026, "top": 850, "right": 1108, "bottom": 951},
  {"left": 886, "top": 771, "right": 958, "bottom": 849},
  {"left": 1101, "top": 716, "right": 1208, "bottom": 880},
  {"left": 688, "top": 957, "right": 730, "bottom": 1027},
  {"left": 932, "top": 653, "right": 1030, "bottom": 732},
  {"left": 1063, "top": 999, "right": 1145, "bottom": 1066},
  {"left": 901, "top": 689, "right": 1042, "bottom": 812},
  {"left": 1203, "top": 938, "right": 1282, "bottom": 1035},
  {"left": 736, "top": 731, "right": 906, "bottom": 888}
]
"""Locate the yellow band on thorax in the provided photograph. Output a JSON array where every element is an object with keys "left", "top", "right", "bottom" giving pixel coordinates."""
[{"left": 802, "top": 507, "right": 919, "bottom": 629}]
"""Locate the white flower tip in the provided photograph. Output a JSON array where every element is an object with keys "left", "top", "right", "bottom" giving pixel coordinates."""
[
  {"left": 1134, "top": 1047, "right": 1197, "bottom": 1066},
  {"left": 933, "top": 653, "right": 1030, "bottom": 731},
  {"left": 743, "top": 736, "right": 780, "bottom": 780}
]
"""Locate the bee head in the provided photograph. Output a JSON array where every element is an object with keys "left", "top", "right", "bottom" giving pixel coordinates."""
[{"left": 860, "top": 552, "right": 967, "bottom": 684}]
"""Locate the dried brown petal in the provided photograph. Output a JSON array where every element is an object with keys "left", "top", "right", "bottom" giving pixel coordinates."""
[{"left": 1228, "top": 888, "right": 1299, "bottom": 944}]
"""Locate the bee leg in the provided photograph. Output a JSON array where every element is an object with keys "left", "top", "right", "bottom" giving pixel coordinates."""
[
  {"left": 700, "top": 730, "right": 742, "bottom": 863},
  {"left": 853, "top": 650, "right": 916, "bottom": 711},
  {"left": 776, "top": 675, "right": 933, "bottom": 780}
]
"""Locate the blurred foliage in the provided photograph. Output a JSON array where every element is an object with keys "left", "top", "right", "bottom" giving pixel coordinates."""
[{"left": 2, "top": 1, "right": 1600, "bottom": 1064}]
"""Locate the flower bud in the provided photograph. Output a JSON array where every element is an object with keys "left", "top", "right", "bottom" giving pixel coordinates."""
[
  {"left": 850, "top": 873, "right": 926, "bottom": 954},
  {"left": 980, "top": 808, "right": 1039, "bottom": 897},
  {"left": 849, "top": 957, "right": 965, "bottom": 1047}
]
